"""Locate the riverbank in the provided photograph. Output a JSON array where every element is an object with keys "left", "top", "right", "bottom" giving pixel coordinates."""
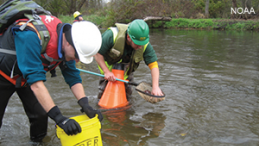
[
  {"left": 149, "top": 18, "right": 259, "bottom": 31},
  {"left": 59, "top": 15, "right": 259, "bottom": 31}
]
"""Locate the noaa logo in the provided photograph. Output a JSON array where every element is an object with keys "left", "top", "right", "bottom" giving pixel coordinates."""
[{"left": 231, "top": 7, "right": 256, "bottom": 14}]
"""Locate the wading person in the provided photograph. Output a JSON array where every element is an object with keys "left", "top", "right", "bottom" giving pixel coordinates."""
[
  {"left": 50, "top": 11, "right": 84, "bottom": 77},
  {"left": 73, "top": 11, "right": 84, "bottom": 22},
  {"left": 0, "top": 15, "right": 103, "bottom": 142},
  {"left": 94, "top": 19, "right": 164, "bottom": 99}
]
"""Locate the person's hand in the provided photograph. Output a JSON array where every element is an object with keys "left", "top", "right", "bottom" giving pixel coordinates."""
[
  {"left": 152, "top": 86, "right": 164, "bottom": 96},
  {"left": 47, "top": 106, "right": 81, "bottom": 135},
  {"left": 78, "top": 97, "right": 103, "bottom": 122},
  {"left": 104, "top": 71, "right": 116, "bottom": 82}
]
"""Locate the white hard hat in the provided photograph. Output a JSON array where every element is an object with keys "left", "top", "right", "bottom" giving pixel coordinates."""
[{"left": 71, "top": 21, "right": 102, "bottom": 64}]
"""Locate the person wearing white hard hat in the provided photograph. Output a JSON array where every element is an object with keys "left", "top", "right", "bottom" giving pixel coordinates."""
[{"left": 0, "top": 14, "right": 103, "bottom": 142}]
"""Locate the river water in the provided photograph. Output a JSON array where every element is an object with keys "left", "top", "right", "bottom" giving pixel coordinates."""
[{"left": 1, "top": 29, "right": 259, "bottom": 146}]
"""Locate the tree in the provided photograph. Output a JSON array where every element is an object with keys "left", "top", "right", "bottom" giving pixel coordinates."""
[
  {"left": 242, "top": 0, "right": 251, "bottom": 19},
  {"left": 63, "top": 0, "right": 87, "bottom": 15},
  {"left": 231, "top": 0, "right": 237, "bottom": 18},
  {"left": 205, "top": 0, "right": 209, "bottom": 18},
  {"left": 34, "top": 0, "right": 87, "bottom": 16}
]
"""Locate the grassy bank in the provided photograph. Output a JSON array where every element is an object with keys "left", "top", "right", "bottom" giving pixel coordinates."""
[
  {"left": 151, "top": 18, "right": 259, "bottom": 31},
  {"left": 59, "top": 15, "right": 259, "bottom": 31}
]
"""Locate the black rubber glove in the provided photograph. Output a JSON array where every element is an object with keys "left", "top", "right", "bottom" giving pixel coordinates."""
[
  {"left": 78, "top": 97, "right": 103, "bottom": 122},
  {"left": 47, "top": 106, "right": 81, "bottom": 135}
]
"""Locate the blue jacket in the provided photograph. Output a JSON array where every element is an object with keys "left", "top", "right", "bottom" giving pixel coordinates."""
[{"left": 13, "top": 30, "right": 82, "bottom": 87}]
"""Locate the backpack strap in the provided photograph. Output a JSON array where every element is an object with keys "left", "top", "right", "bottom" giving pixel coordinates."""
[{"left": 19, "top": 13, "right": 50, "bottom": 53}]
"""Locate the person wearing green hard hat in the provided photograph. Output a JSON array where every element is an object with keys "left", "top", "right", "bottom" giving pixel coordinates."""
[
  {"left": 94, "top": 19, "right": 164, "bottom": 99},
  {"left": 127, "top": 20, "right": 150, "bottom": 45}
]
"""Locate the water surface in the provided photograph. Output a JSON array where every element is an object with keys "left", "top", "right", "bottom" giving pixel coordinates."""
[{"left": 1, "top": 29, "right": 259, "bottom": 146}]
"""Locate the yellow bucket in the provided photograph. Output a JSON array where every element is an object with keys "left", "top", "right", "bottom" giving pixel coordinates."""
[{"left": 56, "top": 114, "right": 102, "bottom": 146}]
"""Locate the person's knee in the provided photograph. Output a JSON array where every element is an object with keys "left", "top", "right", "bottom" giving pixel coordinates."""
[
  {"left": 99, "top": 78, "right": 107, "bottom": 90},
  {"left": 126, "top": 85, "right": 133, "bottom": 95},
  {"left": 98, "top": 78, "right": 108, "bottom": 99},
  {"left": 29, "top": 114, "right": 48, "bottom": 142},
  {"left": 97, "top": 90, "right": 103, "bottom": 99}
]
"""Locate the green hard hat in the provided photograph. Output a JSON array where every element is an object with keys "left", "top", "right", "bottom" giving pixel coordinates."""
[{"left": 127, "top": 19, "right": 149, "bottom": 46}]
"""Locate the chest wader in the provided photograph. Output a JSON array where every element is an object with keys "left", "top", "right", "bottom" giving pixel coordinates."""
[
  {"left": 97, "top": 23, "right": 148, "bottom": 99},
  {"left": 0, "top": 16, "right": 64, "bottom": 142},
  {"left": 0, "top": 30, "right": 48, "bottom": 142}
]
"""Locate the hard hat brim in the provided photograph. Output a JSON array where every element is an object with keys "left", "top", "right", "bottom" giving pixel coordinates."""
[
  {"left": 130, "top": 36, "right": 149, "bottom": 46},
  {"left": 78, "top": 53, "right": 93, "bottom": 64}
]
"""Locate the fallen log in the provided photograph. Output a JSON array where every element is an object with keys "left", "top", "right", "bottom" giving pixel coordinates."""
[{"left": 143, "top": 16, "right": 172, "bottom": 22}]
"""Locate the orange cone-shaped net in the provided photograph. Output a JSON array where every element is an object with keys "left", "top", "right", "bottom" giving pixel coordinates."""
[{"left": 98, "top": 64, "right": 128, "bottom": 109}]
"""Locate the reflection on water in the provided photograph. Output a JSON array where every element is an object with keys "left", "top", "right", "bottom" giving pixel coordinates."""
[
  {"left": 1, "top": 29, "right": 259, "bottom": 145},
  {"left": 101, "top": 109, "right": 166, "bottom": 146}
]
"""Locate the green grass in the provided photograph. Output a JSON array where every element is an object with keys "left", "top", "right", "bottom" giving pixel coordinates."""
[
  {"left": 59, "top": 14, "right": 259, "bottom": 31},
  {"left": 58, "top": 14, "right": 106, "bottom": 27},
  {"left": 159, "top": 18, "right": 259, "bottom": 31},
  {"left": 163, "top": 18, "right": 214, "bottom": 29}
]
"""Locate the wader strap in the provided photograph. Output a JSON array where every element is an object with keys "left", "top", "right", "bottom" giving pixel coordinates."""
[
  {"left": 0, "top": 48, "right": 16, "bottom": 55},
  {"left": 15, "top": 76, "right": 22, "bottom": 88},
  {"left": 0, "top": 70, "right": 26, "bottom": 87}
]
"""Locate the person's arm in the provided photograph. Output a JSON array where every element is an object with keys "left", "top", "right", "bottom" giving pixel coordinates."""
[
  {"left": 94, "top": 53, "right": 116, "bottom": 81},
  {"left": 149, "top": 64, "right": 164, "bottom": 96},
  {"left": 14, "top": 30, "right": 81, "bottom": 135},
  {"left": 94, "top": 29, "right": 116, "bottom": 81},
  {"left": 61, "top": 60, "right": 103, "bottom": 121},
  {"left": 14, "top": 30, "right": 54, "bottom": 111},
  {"left": 30, "top": 81, "right": 55, "bottom": 111},
  {"left": 70, "top": 83, "right": 103, "bottom": 121},
  {"left": 30, "top": 81, "right": 83, "bottom": 135},
  {"left": 144, "top": 44, "right": 163, "bottom": 96},
  {"left": 70, "top": 83, "right": 86, "bottom": 100}
]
